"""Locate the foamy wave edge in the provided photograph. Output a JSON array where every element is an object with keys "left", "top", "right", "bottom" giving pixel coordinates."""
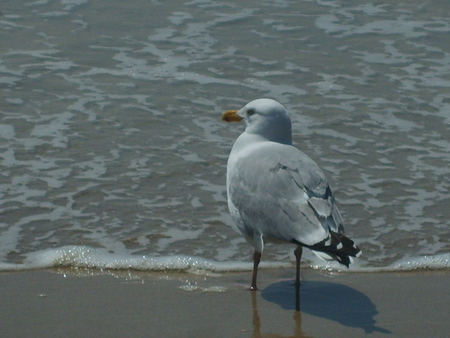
[
  {"left": 0, "top": 246, "right": 448, "bottom": 273},
  {"left": 0, "top": 245, "right": 290, "bottom": 272},
  {"left": 313, "top": 253, "right": 450, "bottom": 272}
]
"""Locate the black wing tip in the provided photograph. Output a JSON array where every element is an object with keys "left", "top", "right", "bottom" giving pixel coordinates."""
[
  {"left": 336, "top": 253, "right": 351, "bottom": 268},
  {"left": 334, "top": 245, "right": 361, "bottom": 268},
  {"left": 294, "top": 231, "right": 361, "bottom": 267},
  {"left": 330, "top": 231, "right": 360, "bottom": 255}
]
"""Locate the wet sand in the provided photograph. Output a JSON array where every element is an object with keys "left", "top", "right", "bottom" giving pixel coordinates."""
[{"left": 1, "top": 268, "right": 449, "bottom": 337}]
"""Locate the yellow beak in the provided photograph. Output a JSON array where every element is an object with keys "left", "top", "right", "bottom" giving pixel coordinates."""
[{"left": 221, "top": 110, "right": 243, "bottom": 122}]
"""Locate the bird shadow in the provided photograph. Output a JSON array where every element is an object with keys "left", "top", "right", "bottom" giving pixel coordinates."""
[{"left": 261, "top": 280, "right": 391, "bottom": 334}]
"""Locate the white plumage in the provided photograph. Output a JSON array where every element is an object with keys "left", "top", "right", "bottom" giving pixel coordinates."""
[{"left": 222, "top": 98, "right": 360, "bottom": 290}]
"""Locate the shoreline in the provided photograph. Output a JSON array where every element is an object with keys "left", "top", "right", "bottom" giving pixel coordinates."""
[{"left": 1, "top": 268, "right": 449, "bottom": 337}]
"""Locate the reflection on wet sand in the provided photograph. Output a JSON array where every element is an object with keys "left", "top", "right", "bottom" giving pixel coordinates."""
[{"left": 251, "top": 290, "right": 314, "bottom": 338}]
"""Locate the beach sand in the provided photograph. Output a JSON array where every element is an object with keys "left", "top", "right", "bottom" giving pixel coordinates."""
[{"left": 1, "top": 267, "right": 448, "bottom": 337}]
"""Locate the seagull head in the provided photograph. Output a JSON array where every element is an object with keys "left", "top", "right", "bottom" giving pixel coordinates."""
[{"left": 222, "top": 98, "right": 292, "bottom": 144}]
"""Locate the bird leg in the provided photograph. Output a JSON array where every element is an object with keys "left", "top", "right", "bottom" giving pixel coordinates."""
[
  {"left": 250, "top": 251, "right": 261, "bottom": 290},
  {"left": 294, "top": 246, "right": 302, "bottom": 311},
  {"left": 294, "top": 246, "right": 303, "bottom": 287}
]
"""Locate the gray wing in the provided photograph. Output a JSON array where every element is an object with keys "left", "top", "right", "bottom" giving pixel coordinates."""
[{"left": 228, "top": 142, "right": 344, "bottom": 247}]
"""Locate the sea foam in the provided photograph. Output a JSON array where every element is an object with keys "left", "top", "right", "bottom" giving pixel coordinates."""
[{"left": 0, "top": 246, "right": 448, "bottom": 273}]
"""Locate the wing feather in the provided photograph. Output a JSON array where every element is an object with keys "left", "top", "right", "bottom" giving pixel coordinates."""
[{"left": 227, "top": 142, "right": 344, "bottom": 246}]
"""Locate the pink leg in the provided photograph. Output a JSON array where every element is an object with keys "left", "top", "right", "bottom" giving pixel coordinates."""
[
  {"left": 250, "top": 251, "right": 261, "bottom": 291},
  {"left": 294, "top": 246, "right": 302, "bottom": 288},
  {"left": 294, "top": 246, "right": 302, "bottom": 311}
]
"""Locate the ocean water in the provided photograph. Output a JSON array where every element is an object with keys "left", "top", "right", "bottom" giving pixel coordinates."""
[{"left": 0, "top": 0, "right": 449, "bottom": 274}]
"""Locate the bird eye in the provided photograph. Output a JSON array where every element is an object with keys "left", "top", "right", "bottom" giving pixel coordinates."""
[{"left": 247, "top": 109, "right": 255, "bottom": 116}]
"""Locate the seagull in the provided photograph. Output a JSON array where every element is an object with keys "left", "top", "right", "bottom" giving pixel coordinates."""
[{"left": 221, "top": 98, "right": 360, "bottom": 291}]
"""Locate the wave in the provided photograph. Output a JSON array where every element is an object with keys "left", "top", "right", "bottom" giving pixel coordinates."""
[{"left": 0, "top": 245, "right": 448, "bottom": 273}]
